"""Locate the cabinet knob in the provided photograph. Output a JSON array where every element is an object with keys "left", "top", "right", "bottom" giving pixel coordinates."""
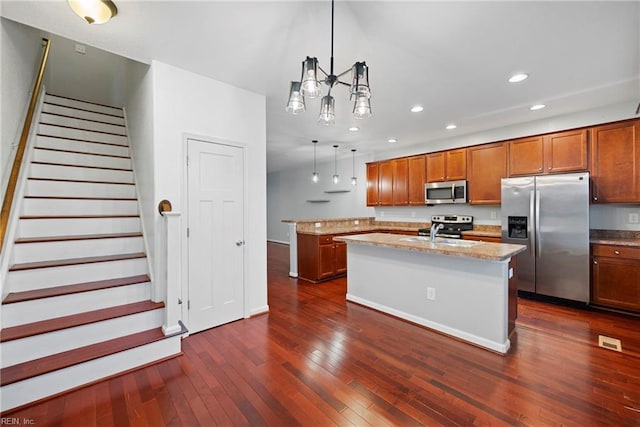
[
  {"left": 593, "top": 196, "right": 598, "bottom": 201},
  {"left": 539, "top": 167, "right": 542, "bottom": 171},
  {"left": 614, "top": 250, "right": 620, "bottom": 255},
  {"left": 593, "top": 260, "right": 598, "bottom": 264},
  {"left": 548, "top": 167, "right": 552, "bottom": 170}
]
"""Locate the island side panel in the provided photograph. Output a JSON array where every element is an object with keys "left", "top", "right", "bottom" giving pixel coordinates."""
[{"left": 345, "top": 243, "right": 511, "bottom": 354}]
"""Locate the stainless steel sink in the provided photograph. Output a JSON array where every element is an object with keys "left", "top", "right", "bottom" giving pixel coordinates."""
[
  {"left": 434, "top": 238, "right": 482, "bottom": 247},
  {"left": 400, "top": 236, "right": 430, "bottom": 242}
]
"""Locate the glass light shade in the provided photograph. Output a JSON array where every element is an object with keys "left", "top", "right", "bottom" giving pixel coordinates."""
[
  {"left": 285, "top": 81, "right": 305, "bottom": 114},
  {"left": 312, "top": 172, "right": 319, "bottom": 183},
  {"left": 318, "top": 95, "right": 336, "bottom": 125},
  {"left": 333, "top": 174, "right": 340, "bottom": 184},
  {"left": 353, "top": 94, "right": 372, "bottom": 119},
  {"left": 300, "top": 57, "right": 322, "bottom": 98},
  {"left": 68, "top": 0, "right": 117, "bottom": 24},
  {"left": 351, "top": 176, "right": 357, "bottom": 186},
  {"left": 350, "top": 62, "right": 370, "bottom": 100}
]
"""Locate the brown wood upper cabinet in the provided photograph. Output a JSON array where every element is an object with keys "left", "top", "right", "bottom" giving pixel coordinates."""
[
  {"left": 407, "top": 155, "right": 426, "bottom": 205},
  {"left": 426, "top": 149, "right": 466, "bottom": 182},
  {"left": 366, "top": 160, "right": 393, "bottom": 206},
  {"left": 590, "top": 119, "right": 640, "bottom": 203},
  {"left": 392, "top": 158, "right": 409, "bottom": 205},
  {"left": 508, "top": 129, "right": 588, "bottom": 177},
  {"left": 366, "top": 162, "right": 379, "bottom": 206},
  {"left": 467, "top": 142, "right": 507, "bottom": 205}
]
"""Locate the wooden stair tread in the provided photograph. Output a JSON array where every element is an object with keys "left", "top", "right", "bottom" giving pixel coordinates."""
[
  {"left": 2, "top": 274, "right": 151, "bottom": 304},
  {"left": 39, "top": 122, "right": 127, "bottom": 137},
  {"left": 27, "top": 177, "right": 135, "bottom": 186},
  {"left": 41, "top": 111, "right": 126, "bottom": 127},
  {"left": 37, "top": 133, "right": 128, "bottom": 147},
  {"left": 31, "top": 161, "right": 132, "bottom": 171},
  {"left": 15, "top": 232, "right": 142, "bottom": 244},
  {"left": 34, "top": 146, "right": 130, "bottom": 159},
  {"left": 43, "top": 102, "right": 125, "bottom": 119},
  {"left": 0, "top": 328, "right": 166, "bottom": 386},
  {"left": 9, "top": 252, "right": 146, "bottom": 272},
  {"left": 46, "top": 93, "right": 124, "bottom": 112},
  {"left": 20, "top": 214, "right": 139, "bottom": 219},
  {"left": 24, "top": 196, "right": 137, "bottom": 200},
  {"left": 0, "top": 300, "right": 164, "bottom": 343}
]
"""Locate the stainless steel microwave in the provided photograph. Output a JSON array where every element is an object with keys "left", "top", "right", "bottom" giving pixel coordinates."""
[{"left": 425, "top": 180, "right": 467, "bottom": 204}]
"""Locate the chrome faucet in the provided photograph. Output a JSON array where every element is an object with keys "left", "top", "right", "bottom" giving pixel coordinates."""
[{"left": 430, "top": 223, "right": 444, "bottom": 242}]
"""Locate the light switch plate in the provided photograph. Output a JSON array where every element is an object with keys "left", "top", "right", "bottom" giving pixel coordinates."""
[{"left": 629, "top": 213, "right": 639, "bottom": 224}]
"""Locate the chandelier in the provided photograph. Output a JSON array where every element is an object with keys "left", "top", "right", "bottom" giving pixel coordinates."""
[{"left": 286, "top": 0, "right": 371, "bottom": 125}]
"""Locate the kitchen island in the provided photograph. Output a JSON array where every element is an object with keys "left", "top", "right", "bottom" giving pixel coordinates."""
[{"left": 335, "top": 233, "right": 526, "bottom": 354}]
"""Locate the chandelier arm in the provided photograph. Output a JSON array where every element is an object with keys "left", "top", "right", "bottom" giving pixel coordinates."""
[
  {"left": 317, "top": 65, "right": 330, "bottom": 78},
  {"left": 335, "top": 81, "right": 351, "bottom": 88},
  {"left": 336, "top": 68, "right": 352, "bottom": 79}
]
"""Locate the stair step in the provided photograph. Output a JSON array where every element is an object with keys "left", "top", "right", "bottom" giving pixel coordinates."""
[
  {"left": 38, "top": 123, "right": 128, "bottom": 146},
  {"left": 29, "top": 161, "right": 134, "bottom": 183},
  {"left": 37, "top": 135, "right": 130, "bottom": 157},
  {"left": 0, "top": 328, "right": 166, "bottom": 386},
  {"left": 9, "top": 252, "right": 146, "bottom": 272},
  {"left": 0, "top": 300, "right": 164, "bottom": 343},
  {"left": 42, "top": 102, "right": 126, "bottom": 125},
  {"left": 2, "top": 274, "right": 151, "bottom": 304},
  {"left": 22, "top": 196, "right": 139, "bottom": 216},
  {"left": 26, "top": 178, "right": 136, "bottom": 198},
  {"left": 31, "top": 160, "right": 131, "bottom": 172},
  {"left": 15, "top": 232, "right": 142, "bottom": 244},
  {"left": 37, "top": 133, "right": 127, "bottom": 147},
  {"left": 33, "top": 147, "right": 131, "bottom": 169},
  {"left": 40, "top": 112, "right": 126, "bottom": 135},
  {"left": 44, "top": 94, "right": 124, "bottom": 118}
]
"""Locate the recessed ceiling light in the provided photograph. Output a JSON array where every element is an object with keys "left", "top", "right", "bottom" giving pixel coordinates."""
[
  {"left": 445, "top": 124, "right": 457, "bottom": 130},
  {"left": 348, "top": 126, "right": 359, "bottom": 132},
  {"left": 530, "top": 104, "right": 546, "bottom": 111},
  {"left": 411, "top": 105, "right": 424, "bottom": 113},
  {"left": 508, "top": 73, "right": 528, "bottom": 83},
  {"left": 388, "top": 138, "right": 398, "bottom": 143}
]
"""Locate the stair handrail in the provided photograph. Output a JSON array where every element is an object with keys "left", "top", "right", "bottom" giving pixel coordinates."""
[
  {"left": 159, "top": 200, "right": 183, "bottom": 336},
  {"left": 0, "top": 38, "right": 51, "bottom": 253}
]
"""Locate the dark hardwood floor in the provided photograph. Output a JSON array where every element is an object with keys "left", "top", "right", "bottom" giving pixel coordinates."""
[{"left": 4, "top": 242, "right": 640, "bottom": 426}]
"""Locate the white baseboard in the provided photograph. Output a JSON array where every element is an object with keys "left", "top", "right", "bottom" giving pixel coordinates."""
[{"left": 247, "top": 305, "right": 269, "bottom": 317}]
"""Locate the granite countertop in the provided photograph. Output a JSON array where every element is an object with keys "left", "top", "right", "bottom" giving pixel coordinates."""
[
  {"left": 590, "top": 238, "right": 640, "bottom": 247},
  {"left": 335, "top": 233, "right": 526, "bottom": 262},
  {"left": 590, "top": 229, "right": 640, "bottom": 247}
]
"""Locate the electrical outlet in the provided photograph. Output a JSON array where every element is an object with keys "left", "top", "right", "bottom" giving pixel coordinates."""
[
  {"left": 75, "top": 44, "right": 86, "bottom": 54},
  {"left": 427, "top": 287, "right": 436, "bottom": 301},
  {"left": 629, "top": 213, "right": 639, "bottom": 224},
  {"left": 490, "top": 211, "right": 497, "bottom": 220},
  {"left": 315, "top": 222, "right": 321, "bottom": 228},
  {"left": 354, "top": 220, "right": 359, "bottom": 225}
]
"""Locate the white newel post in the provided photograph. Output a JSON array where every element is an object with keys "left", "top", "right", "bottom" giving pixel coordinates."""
[{"left": 162, "top": 211, "right": 183, "bottom": 336}]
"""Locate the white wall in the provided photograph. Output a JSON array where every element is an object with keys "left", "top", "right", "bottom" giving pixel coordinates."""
[
  {"left": 0, "top": 18, "right": 44, "bottom": 199},
  {"left": 151, "top": 60, "right": 268, "bottom": 316},
  {"left": 267, "top": 102, "right": 640, "bottom": 242}
]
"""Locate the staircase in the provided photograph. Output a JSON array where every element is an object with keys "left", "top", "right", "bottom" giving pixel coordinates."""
[{"left": 0, "top": 94, "right": 182, "bottom": 412}]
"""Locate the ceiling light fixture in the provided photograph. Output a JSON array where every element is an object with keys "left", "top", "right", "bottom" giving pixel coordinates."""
[
  {"left": 311, "top": 140, "right": 319, "bottom": 183},
  {"left": 530, "top": 104, "right": 546, "bottom": 111},
  {"left": 508, "top": 73, "right": 528, "bottom": 83},
  {"left": 68, "top": 0, "right": 118, "bottom": 24},
  {"left": 446, "top": 124, "right": 457, "bottom": 130},
  {"left": 332, "top": 145, "right": 340, "bottom": 184},
  {"left": 411, "top": 105, "right": 424, "bottom": 113},
  {"left": 286, "top": 0, "right": 371, "bottom": 125},
  {"left": 348, "top": 126, "right": 359, "bottom": 132},
  {"left": 351, "top": 149, "right": 357, "bottom": 186},
  {"left": 388, "top": 138, "right": 397, "bottom": 143}
]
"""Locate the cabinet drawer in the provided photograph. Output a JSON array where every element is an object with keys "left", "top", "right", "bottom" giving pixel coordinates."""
[
  {"left": 319, "top": 235, "right": 333, "bottom": 245},
  {"left": 592, "top": 244, "right": 640, "bottom": 260}
]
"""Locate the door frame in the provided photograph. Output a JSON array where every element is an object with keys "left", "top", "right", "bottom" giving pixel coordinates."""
[{"left": 181, "top": 133, "right": 249, "bottom": 334}]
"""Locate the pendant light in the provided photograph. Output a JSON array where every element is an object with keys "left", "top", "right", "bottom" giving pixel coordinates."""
[
  {"left": 351, "top": 149, "right": 357, "bottom": 186},
  {"left": 286, "top": 0, "right": 371, "bottom": 124},
  {"left": 311, "top": 140, "right": 319, "bottom": 183},
  {"left": 332, "top": 145, "right": 339, "bottom": 184},
  {"left": 68, "top": 0, "right": 118, "bottom": 24}
]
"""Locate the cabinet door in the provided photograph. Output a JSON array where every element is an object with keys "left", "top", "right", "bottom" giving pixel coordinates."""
[
  {"left": 378, "top": 160, "right": 394, "bottom": 206},
  {"left": 426, "top": 153, "right": 445, "bottom": 182},
  {"left": 591, "top": 120, "right": 640, "bottom": 203},
  {"left": 508, "top": 136, "right": 543, "bottom": 176},
  {"left": 408, "top": 155, "right": 426, "bottom": 205},
  {"left": 467, "top": 142, "right": 507, "bottom": 205},
  {"left": 334, "top": 241, "right": 347, "bottom": 275},
  {"left": 392, "top": 158, "right": 409, "bottom": 205},
  {"left": 318, "top": 242, "right": 336, "bottom": 279},
  {"left": 446, "top": 149, "right": 467, "bottom": 180},
  {"left": 544, "top": 129, "right": 588, "bottom": 173},
  {"left": 592, "top": 256, "right": 640, "bottom": 312},
  {"left": 366, "top": 162, "right": 380, "bottom": 206}
]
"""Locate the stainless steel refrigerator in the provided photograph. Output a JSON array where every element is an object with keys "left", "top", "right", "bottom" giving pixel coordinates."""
[{"left": 501, "top": 172, "right": 590, "bottom": 303}]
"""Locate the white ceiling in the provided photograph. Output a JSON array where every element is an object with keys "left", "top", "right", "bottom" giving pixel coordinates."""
[{"left": 2, "top": 1, "right": 639, "bottom": 172}]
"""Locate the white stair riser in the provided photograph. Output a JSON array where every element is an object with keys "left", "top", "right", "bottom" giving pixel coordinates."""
[
  {"left": 1, "top": 283, "right": 151, "bottom": 327},
  {"left": 23, "top": 198, "right": 139, "bottom": 216},
  {"left": 30, "top": 162, "right": 134, "bottom": 183},
  {"left": 40, "top": 113, "right": 127, "bottom": 136},
  {"left": 44, "top": 95, "right": 124, "bottom": 118},
  {"left": 33, "top": 148, "right": 131, "bottom": 170},
  {"left": 6, "top": 258, "right": 148, "bottom": 291},
  {"left": 39, "top": 124, "right": 128, "bottom": 146},
  {"left": 17, "top": 217, "right": 141, "bottom": 238},
  {"left": 26, "top": 179, "right": 136, "bottom": 198},
  {"left": 37, "top": 136, "right": 129, "bottom": 157},
  {"left": 1, "top": 309, "right": 164, "bottom": 368},
  {"left": 42, "top": 103, "right": 125, "bottom": 126},
  {"left": 0, "top": 336, "right": 181, "bottom": 412},
  {"left": 13, "top": 237, "right": 144, "bottom": 264}
]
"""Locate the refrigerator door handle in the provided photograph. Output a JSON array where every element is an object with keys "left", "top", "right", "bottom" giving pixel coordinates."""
[
  {"left": 535, "top": 190, "right": 541, "bottom": 257},
  {"left": 529, "top": 190, "right": 535, "bottom": 257}
]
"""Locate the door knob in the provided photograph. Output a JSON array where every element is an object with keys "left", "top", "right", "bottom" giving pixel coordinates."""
[{"left": 236, "top": 240, "right": 245, "bottom": 246}]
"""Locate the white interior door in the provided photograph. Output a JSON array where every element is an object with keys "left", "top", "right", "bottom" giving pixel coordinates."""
[{"left": 187, "top": 138, "right": 244, "bottom": 334}]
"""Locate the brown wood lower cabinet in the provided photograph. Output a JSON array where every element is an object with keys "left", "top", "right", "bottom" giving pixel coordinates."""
[
  {"left": 591, "top": 244, "right": 640, "bottom": 313},
  {"left": 298, "top": 233, "right": 347, "bottom": 283}
]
